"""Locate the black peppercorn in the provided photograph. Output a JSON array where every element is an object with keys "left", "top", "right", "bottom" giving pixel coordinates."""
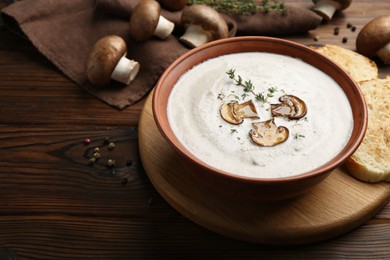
[
  {"left": 342, "top": 37, "right": 348, "bottom": 43},
  {"left": 333, "top": 27, "right": 339, "bottom": 35},
  {"left": 351, "top": 26, "right": 356, "bottom": 32}
]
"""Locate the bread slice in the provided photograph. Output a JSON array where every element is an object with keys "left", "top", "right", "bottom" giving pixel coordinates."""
[
  {"left": 345, "top": 78, "right": 390, "bottom": 182},
  {"left": 309, "top": 44, "right": 378, "bottom": 83}
]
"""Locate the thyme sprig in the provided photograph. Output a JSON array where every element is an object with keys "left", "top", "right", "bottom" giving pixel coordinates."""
[
  {"left": 188, "top": 0, "right": 287, "bottom": 15},
  {"left": 227, "top": 69, "right": 273, "bottom": 102}
]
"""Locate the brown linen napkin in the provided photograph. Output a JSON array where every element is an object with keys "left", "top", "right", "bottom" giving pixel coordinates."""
[{"left": 1, "top": 0, "right": 321, "bottom": 109}]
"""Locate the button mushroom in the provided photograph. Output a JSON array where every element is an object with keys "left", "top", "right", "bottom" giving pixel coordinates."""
[
  {"left": 250, "top": 119, "right": 289, "bottom": 147},
  {"left": 86, "top": 35, "right": 140, "bottom": 88},
  {"left": 311, "top": 0, "right": 352, "bottom": 21},
  {"left": 130, "top": 0, "right": 175, "bottom": 42},
  {"left": 356, "top": 15, "right": 390, "bottom": 64},
  {"left": 271, "top": 95, "right": 307, "bottom": 120},
  {"left": 180, "top": 4, "right": 229, "bottom": 48},
  {"left": 220, "top": 100, "right": 259, "bottom": 125},
  {"left": 159, "top": 0, "right": 187, "bottom": 11}
]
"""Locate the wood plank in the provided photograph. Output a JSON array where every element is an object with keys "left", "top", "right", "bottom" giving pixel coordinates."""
[
  {"left": 0, "top": 217, "right": 390, "bottom": 259},
  {"left": 0, "top": 125, "right": 174, "bottom": 217}
]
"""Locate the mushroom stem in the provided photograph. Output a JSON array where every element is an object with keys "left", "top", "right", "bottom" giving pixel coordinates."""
[
  {"left": 376, "top": 42, "right": 390, "bottom": 64},
  {"left": 154, "top": 15, "right": 175, "bottom": 39},
  {"left": 312, "top": 0, "right": 341, "bottom": 21},
  {"left": 111, "top": 56, "right": 140, "bottom": 85},
  {"left": 180, "top": 24, "right": 212, "bottom": 48}
]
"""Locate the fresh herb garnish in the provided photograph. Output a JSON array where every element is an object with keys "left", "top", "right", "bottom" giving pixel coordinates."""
[{"left": 188, "top": 0, "right": 287, "bottom": 15}]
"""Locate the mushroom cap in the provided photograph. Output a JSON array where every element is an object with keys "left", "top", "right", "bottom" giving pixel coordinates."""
[
  {"left": 181, "top": 4, "right": 229, "bottom": 40},
  {"left": 159, "top": 0, "right": 187, "bottom": 11},
  {"left": 86, "top": 35, "right": 127, "bottom": 87},
  {"left": 130, "top": 0, "right": 161, "bottom": 42},
  {"left": 313, "top": 0, "right": 352, "bottom": 10},
  {"left": 356, "top": 15, "right": 390, "bottom": 58}
]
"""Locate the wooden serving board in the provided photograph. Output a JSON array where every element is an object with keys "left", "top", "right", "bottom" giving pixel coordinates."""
[{"left": 139, "top": 91, "right": 390, "bottom": 245}]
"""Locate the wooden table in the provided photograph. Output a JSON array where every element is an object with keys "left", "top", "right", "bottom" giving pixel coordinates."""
[{"left": 0, "top": 0, "right": 389, "bottom": 258}]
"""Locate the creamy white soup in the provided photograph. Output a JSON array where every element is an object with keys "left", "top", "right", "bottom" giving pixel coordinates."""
[{"left": 167, "top": 52, "right": 353, "bottom": 178}]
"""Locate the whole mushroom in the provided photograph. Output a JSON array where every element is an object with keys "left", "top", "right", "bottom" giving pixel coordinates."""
[
  {"left": 86, "top": 35, "right": 140, "bottom": 88},
  {"left": 311, "top": 0, "right": 352, "bottom": 21},
  {"left": 159, "top": 0, "right": 187, "bottom": 11},
  {"left": 180, "top": 4, "right": 229, "bottom": 48},
  {"left": 130, "top": 0, "right": 175, "bottom": 42},
  {"left": 356, "top": 15, "right": 390, "bottom": 64}
]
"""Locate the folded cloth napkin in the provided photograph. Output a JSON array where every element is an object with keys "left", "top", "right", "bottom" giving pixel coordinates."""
[{"left": 1, "top": 0, "right": 322, "bottom": 109}]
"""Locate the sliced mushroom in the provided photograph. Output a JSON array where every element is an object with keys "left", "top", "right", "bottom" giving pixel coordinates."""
[
  {"left": 356, "top": 15, "right": 390, "bottom": 64},
  {"left": 130, "top": 0, "right": 175, "bottom": 42},
  {"left": 220, "top": 100, "right": 259, "bottom": 125},
  {"left": 250, "top": 119, "right": 289, "bottom": 147},
  {"left": 220, "top": 102, "right": 242, "bottom": 125},
  {"left": 232, "top": 100, "right": 259, "bottom": 119},
  {"left": 180, "top": 4, "right": 229, "bottom": 48},
  {"left": 271, "top": 95, "right": 307, "bottom": 120},
  {"left": 312, "top": 0, "right": 352, "bottom": 21},
  {"left": 86, "top": 35, "right": 140, "bottom": 88}
]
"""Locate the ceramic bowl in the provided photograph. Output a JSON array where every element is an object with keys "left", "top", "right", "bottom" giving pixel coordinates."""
[{"left": 153, "top": 36, "right": 367, "bottom": 201}]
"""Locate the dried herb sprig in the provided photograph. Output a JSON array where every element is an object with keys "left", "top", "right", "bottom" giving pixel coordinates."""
[{"left": 188, "top": 0, "right": 287, "bottom": 15}]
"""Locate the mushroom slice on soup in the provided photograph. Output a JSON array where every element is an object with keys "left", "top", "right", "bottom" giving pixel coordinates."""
[
  {"left": 232, "top": 100, "right": 259, "bottom": 119},
  {"left": 271, "top": 95, "right": 307, "bottom": 119},
  {"left": 220, "top": 102, "right": 243, "bottom": 125},
  {"left": 250, "top": 119, "right": 289, "bottom": 147},
  {"left": 220, "top": 100, "right": 259, "bottom": 125}
]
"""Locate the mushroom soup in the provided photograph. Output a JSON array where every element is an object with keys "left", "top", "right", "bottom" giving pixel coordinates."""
[{"left": 167, "top": 52, "right": 354, "bottom": 178}]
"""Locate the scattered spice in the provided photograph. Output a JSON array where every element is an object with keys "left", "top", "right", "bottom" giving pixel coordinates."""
[
  {"left": 313, "top": 35, "right": 319, "bottom": 42},
  {"left": 333, "top": 27, "right": 339, "bottom": 35},
  {"left": 94, "top": 147, "right": 100, "bottom": 153},
  {"left": 108, "top": 142, "right": 115, "bottom": 150},
  {"left": 342, "top": 37, "right": 348, "bottom": 43},
  {"left": 351, "top": 26, "right": 356, "bottom": 32},
  {"left": 107, "top": 159, "right": 116, "bottom": 167},
  {"left": 84, "top": 138, "right": 91, "bottom": 145},
  {"left": 346, "top": 22, "right": 352, "bottom": 28},
  {"left": 93, "top": 152, "right": 101, "bottom": 159},
  {"left": 88, "top": 158, "right": 96, "bottom": 165}
]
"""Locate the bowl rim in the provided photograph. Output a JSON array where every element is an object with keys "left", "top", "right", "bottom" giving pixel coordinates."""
[{"left": 153, "top": 36, "right": 368, "bottom": 184}]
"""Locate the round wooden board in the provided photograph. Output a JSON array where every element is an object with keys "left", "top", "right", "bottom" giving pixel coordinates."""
[{"left": 139, "top": 90, "right": 390, "bottom": 245}]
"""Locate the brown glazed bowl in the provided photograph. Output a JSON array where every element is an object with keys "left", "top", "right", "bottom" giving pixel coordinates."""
[{"left": 153, "top": 36, "right": 367, "bottom": 201}]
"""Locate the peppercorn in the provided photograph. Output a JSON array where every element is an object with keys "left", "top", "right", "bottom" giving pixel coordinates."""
[
  {"left": 342, "top": 37, "right": 348, "bottom": 43},
  {"left": 108, "top": 142, "right": 115, "bottom": 150},
  {"left": 313, "top": 35, "right": 319, "bottom": 42},
  {"left": 346, "top": 22, "right": 352, "bottom": 28},
  {"left": 88, "top": 158, "right": 96, "bottom": 165},
  {"left": 84, "top": 138, "right": 91, "bottom": 145},
  {"left": 94, "top": 147, "right": 100, "bottom": 153},
  {"left": 93, "top": 152, "right": 101, "bottom": 159},
  {"left": 333, "top": 27, "right": 339, "bottom": 35},
  {"left": 103, "top": 137, "right": 110, "bottom": 145},
  {"left": 107, "top": 159, "right": 116, "bottom": 167},
  {"left": 351, "top": 26, "right": 356, "bottom": 32}
]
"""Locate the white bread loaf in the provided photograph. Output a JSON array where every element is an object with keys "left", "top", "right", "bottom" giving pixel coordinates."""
[
  {"left": 345, "top": 78, "right": 390, "bottom": 182},
  {"left": 309, "top": 44, "right": 378, "bottom": 83}
]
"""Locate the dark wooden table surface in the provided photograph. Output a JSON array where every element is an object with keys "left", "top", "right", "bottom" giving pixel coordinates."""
[{"left": 0, "top": 0, "right": 389, "bottom": 259}]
